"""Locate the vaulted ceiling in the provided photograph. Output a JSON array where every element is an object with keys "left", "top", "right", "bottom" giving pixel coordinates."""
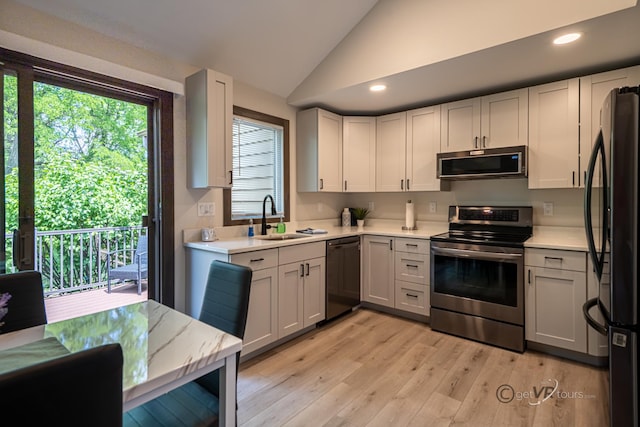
[{"left": 8, "top": 0, "right": 640, "bottom": 114}]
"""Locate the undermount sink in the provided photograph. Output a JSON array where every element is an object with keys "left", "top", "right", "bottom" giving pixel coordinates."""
[{"left": 254, "top": 233, "right": 311, "bottom": 241}]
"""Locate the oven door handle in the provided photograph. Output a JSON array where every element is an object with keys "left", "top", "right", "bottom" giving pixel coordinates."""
[{"left": 432, "top": 246, "right": 522, "bottom": 262}]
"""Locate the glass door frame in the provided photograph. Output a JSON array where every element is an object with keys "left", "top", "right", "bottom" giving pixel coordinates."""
[{"left": 1, "top": 48, "right": 175, "bottom": 306}]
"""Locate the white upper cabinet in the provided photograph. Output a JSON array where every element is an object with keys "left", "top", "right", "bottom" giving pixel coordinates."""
[
  {"left": 186, "top": 69, "right": 233, "bottom": 188},
  {"left": 343, "top": 116, "right": 376, "bottom": 192},
  {"left": 579, "top": 65, "right": 640, "bottom": 185},
  {"left": 376, "top": 112, "right": 407, "bottom": 192},
  {"left": 297, "top": 108, "right": 343, "bottom": 192},
  {"left": 440, "top": 88, "right": 528, "bottom": 152},
  {"left": 406, "top": 106, "right": 446, "bottom": 191},
  {"left": 528, "top": 79, "right": 580, "bottom": 189}
]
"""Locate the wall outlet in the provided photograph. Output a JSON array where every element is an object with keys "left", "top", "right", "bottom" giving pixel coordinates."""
[
  {"left": 198, "top": 202, "right": 215, "bottom": 217},
  {"left": 543, "top": 202, "right": 554, "bottom": 216},
  {"left": 429, "top": 201, "right": 437, "bottom": 213},
  {"left": 368, "top": 201, "right": 375, "bottom": 212}
]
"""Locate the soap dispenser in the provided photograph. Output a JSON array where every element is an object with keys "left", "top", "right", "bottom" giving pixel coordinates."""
[
  {"left": 248, "top": 218, "right": 254, "bottom": 237},
  {"left": 277, "top": 215, "right": 286, "bottom": 233}
]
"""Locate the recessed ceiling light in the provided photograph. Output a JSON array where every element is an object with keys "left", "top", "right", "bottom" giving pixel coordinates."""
[
  {"left": 553, "top": 33, "right": 581, "bottom": 45},
  {"left": 370, "top": 84, "right": 386, "bottom": 92}
]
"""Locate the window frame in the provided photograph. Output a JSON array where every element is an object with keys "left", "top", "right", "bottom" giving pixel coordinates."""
[{"left": 224, "top": 106, "right": 290, "bottom": 226}]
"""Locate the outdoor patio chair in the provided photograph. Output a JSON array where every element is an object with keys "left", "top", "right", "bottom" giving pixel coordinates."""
[
  {"left": 0, "top": 343, "right": 123, "bottom": 427},
  {"left": 107, "top": 235, "right": 148, "bottom": 295},
  {"left": 123, "top": 260, "right": 253, "bottom": 427},
  {"left": 0, "top": 270, "right": 47, "bottom": 334}
]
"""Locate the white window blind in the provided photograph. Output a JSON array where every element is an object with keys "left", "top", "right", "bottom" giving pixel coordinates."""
[{"left": 231, "top": 115, "right": 284, "bottom": 219}]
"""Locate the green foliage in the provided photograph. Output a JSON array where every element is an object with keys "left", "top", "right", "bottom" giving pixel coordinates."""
[
  {"left": 3, "top": 78, "right": 147, "bottom": 232},
  {"left": 353, "top": 207, "right": 370, "bottom": 220}
]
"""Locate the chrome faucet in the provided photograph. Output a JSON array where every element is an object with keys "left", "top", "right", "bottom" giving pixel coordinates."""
[{"left": 261, "top": 195, "right": 277, "bottom": 235}]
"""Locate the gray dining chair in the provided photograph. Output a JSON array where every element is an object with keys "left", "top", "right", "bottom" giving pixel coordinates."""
[
  {"left": 0, "top": 343, "right": 123, "bottom": 427},
  {"left": 123, "top": 260, "right": 253, "bottom": 426},
  {"left": 0, "top": 270, "right": 47, "bottom": 334},
  {"left": 107, "top": 234, "right": 148, "bottom": 295}
]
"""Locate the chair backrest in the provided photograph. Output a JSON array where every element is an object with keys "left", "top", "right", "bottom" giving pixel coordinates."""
[
  {"left": 196, "top": 260, "right": 252, "bottom": 397},
  {"left": 135, "top": 235, "right": 148, "bottom": 266},
  {"left": 0, "top": 343, "right": 124, "bottom": 427},
  {"left": 0, "top": 270, "right": 47, "bottom": 334}
]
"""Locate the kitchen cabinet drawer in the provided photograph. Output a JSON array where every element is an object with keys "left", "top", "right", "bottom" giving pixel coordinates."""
[
  {"left": 395, "top": 238, "right": 429, "bottom": 254},
  {"left": 395, "top": 281, "right": 428, "bottom": 315},
  {"left": 279, "top": 242, "right": 325, "bottom": 265},
  {"left": 525, "top": 248, "right": 585, "bottom": 272},
  {"left": 395, "top": 251, "right": 428, "bottom": 285},
  {"left": 230, "top": 249, "right": 278, "bottom": 271}
]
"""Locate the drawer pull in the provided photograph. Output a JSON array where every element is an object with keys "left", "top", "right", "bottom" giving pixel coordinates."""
[
  {"left": 406, "top": 264, "right": 419, "bottom": 268},
  {"left": 405, "top": 243, "right": 418, "bottom": 247},
  {"left": 406, "top": 293, "right": 419, "bottom": 298},
  {"left": 250, "top": 258, "right": 265, "bottom": 262},
  {"left": 544, "top": 256, "right": 563, "bottom": 262}
]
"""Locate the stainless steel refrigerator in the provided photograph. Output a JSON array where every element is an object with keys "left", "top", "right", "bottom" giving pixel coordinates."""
[{"left": 584, "top": 86, "right": 639, "bottom": 427}]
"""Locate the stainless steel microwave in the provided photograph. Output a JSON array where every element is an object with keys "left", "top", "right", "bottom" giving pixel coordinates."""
[{"left": 437, "top": 145, "right": 527, "bottom": 180}]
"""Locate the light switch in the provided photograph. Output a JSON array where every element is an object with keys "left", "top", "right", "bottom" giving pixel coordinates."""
[{"left": 198, "top": 202, "right": 215, "bottom": 216}]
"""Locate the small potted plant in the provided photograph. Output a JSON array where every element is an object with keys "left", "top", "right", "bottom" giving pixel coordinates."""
[{"left": 353, "top": 207, "right": 370, "bottom": 228}]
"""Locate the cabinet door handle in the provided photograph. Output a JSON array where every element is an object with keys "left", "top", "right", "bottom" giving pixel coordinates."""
[
  {"left": 320, "top": 178, "right": 324, "bottom": 190},
  {"left": 572, "top": 171, "right": 576, "bottom": 187},
  {"left": 300, "top": 263, "right": 305, "bottom": 277},
  {"left": 389, "top": 240, "right": 393, "bottom": 251},
  {"left": 228, "top": 170, "right": 233, "bottom": 185},
  {"left": 583, "top": 171, "right": 586, "bottom": 187},
  {"left": 482, "top": 136, "right": 487, "bottom": 148},
  {"left": 305, "top": 263, "right": 310, "bottom": 276},
  {"left": 344, "top": 180, "right": 347, "bottom": 191},
  {"left": 528, "top": 269, "right": 531, "bottom": 284},
  {"left": 400, "top": 179, "right": 404, "bottom": 190},
  {"left": 406, "top": 179, "right": 410, "bottom": 190},
  {"left": 250, "top": 258, "right": 265, "bottom": 262},
  {"left": 474, "top": 136, "right": 479, "bottom": 148}
]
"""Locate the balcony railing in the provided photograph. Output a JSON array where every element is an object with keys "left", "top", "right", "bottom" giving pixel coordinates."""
[{"left": 5, "top": 226, "right": 146, "bottom": 297}]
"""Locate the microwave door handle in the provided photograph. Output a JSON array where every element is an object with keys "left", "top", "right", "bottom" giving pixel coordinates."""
[
  {"left": 582, "top": 297, "right": 608, "bottom": 336},
  {"left": 584, "top": 130, "right": 604, "bottom": 280},
  {"left": 431, "top": 246, "right": 522, "bottom": 262}
]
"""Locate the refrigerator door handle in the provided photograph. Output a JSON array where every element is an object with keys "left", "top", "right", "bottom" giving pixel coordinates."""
[
  {"left": 583, "top": 297, "right": 608, "bottom": 336},
  {"left": 584, "top": 130, "right": 607, "bottom": 280}
]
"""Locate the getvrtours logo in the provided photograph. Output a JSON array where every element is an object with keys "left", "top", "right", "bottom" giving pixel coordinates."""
[{"left": 496, "top": 379, "right": 596, "bottom": 406}]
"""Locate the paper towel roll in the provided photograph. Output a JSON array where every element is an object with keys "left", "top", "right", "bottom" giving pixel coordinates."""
[{"left": 405, "top": 200, "right": 415, "bottom": 229}]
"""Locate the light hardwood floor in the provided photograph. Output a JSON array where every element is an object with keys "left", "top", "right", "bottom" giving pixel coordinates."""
[{"left": 237, "top": 309, "right": 609, "bottom": 427}]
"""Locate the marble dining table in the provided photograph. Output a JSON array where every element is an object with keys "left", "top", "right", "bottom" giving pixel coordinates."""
[{"left": 0, "top": 299, "right": 242, "bottom": 427}]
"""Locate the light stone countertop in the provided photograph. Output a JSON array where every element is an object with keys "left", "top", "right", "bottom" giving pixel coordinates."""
[
  {"left": 525, "top": 226, "right": 589, "bottom": 252},
  {"left": 184, "top": 220, "right": 450, "bottom": 255},
  {"left": 185, "top": 221, "right": 590, "bottom": 254}
]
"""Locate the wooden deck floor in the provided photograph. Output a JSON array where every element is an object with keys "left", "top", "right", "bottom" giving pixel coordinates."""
[{"left": 44, "top": 282, "right": 147, "bottom": 323}]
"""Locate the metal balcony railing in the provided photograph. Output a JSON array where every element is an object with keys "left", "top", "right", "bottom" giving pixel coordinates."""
[{"left": 4, "top": 226, "right": 146, "bottom": 296}]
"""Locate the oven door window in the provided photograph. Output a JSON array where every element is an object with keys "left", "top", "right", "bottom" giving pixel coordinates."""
[{"left": 433, "top": 254, "right": 518, "bottom": 307}]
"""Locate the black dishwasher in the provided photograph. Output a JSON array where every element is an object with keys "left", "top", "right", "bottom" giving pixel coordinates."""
[{"left": 326, "top": 236, "right": 361, "bottom": 321}]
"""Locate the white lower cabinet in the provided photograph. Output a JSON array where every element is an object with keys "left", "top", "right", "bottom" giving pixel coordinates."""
[
  {"left": 394, "top": 238, "right": 430, "bottom": 315},
  {"left": 230, "top": 249, "right": 279, "bottom": 356},
  {"left": 362, "top": 235, "right": 395, "bottom": 308},
  {"left": 278, "top": 242, "right": 326, "bottom": 338},
  {"left": 525, "top": 249, "right": 587, "bottom": 353}
]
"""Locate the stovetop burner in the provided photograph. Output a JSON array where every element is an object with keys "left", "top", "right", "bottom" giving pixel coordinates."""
[{"left": 431, "top": 206, "right": 533, "bottom": 247}]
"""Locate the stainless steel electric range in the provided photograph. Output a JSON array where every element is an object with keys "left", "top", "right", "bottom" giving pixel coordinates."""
[{"left": 430, "top": 206, "right": 533, "bottom": 352}]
